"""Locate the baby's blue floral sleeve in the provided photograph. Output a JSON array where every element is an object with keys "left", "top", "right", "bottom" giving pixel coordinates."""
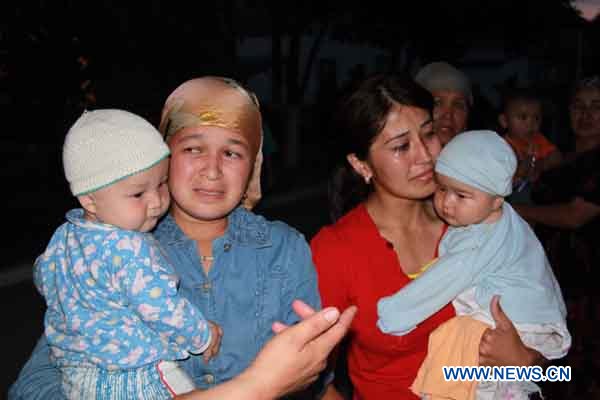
[{"left": 116, "top": 235, "right": 212, "bottom": 355}]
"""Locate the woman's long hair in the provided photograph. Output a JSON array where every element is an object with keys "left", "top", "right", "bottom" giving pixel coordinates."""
[{"left": 329, "top": 73, "right": 433, "bottom": 222}]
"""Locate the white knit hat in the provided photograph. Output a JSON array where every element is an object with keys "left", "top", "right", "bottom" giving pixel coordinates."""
[{"left": 63, "top": 109, "right": 170, "bottom": 196}]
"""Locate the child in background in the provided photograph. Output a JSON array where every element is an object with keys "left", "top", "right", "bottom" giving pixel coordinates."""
[
  {"left": 499, "top": 89, "right": 563, "bottom": 202},
  {"left": 34, "top": 109, "right": 222, "bottom": 399},
  {"left": 378, "top": 131, "right": 570, "bottom": 400}
]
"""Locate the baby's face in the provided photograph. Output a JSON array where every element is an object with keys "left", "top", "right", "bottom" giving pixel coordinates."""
[
  {"left": 83, "top": 159, "right": 170, "bottom": 232},
  {"left": 433, "top": 173, "right": 502, "bottom": 227}
]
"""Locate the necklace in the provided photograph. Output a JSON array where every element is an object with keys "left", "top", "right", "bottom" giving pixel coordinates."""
[{"left": 200, "top": 255, "right": 214, "bottom": 262}]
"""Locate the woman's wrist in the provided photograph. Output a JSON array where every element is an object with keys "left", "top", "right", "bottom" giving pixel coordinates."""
[
  {"left": 523, "top": 346, "right": 545, "bottom": 367},
  {"left": 235, "top": 368, "right": 271, "bottom": 400}
]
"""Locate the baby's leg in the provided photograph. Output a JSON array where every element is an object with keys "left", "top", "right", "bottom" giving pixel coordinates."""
[{"left": 61, "top": 361, "right": 187, "bottom": 399}]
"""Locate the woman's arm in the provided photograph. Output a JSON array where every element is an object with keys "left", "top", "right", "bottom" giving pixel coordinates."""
[
  {"left": 11, "top": 303, "right": 355, "bottom": 400},
  {"left": 177, "top": 302, "right": 357, "bottom": 400},
  {"left": 478, "top": 296, "right": 545, "bottom": 367},
  {"left": 8, "top": 335, "right": 66, "bottom": 400},
  {"left": 514, "top": 197, "right": 600, "bottom": 229}
]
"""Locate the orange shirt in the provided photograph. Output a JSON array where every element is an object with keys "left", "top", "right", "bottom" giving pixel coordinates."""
[
  {"left": 311, "top": 204, "right": 455, "bottom": 400},
  {"left": 505, "top": 132, "right": 557, "bottom": 162}
]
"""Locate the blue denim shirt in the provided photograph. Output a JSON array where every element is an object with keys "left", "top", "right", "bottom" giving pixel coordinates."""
[{"left": 9, "top": 207, "right": 321, "bottom": 399}]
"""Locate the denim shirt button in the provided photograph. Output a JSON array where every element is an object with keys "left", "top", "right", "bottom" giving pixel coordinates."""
[
  {"left": 255, "top": 290, "right": 259, "bottom": 296},
  {"left": 255, "top": 312, "right": 259, "bottom": 317},
  {"left": 202, "top": 282, "right": 212, "bottom": 292},
  {"left": 204, "top": 374, "right": 215, "bottom": 384},
  {"left": 224, "top": 243, "right": 232, "bottom": 252}
]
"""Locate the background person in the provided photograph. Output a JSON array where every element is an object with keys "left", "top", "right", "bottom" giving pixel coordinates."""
[{"left": 415, "top": 61, "right": 472, "bottom": 146}]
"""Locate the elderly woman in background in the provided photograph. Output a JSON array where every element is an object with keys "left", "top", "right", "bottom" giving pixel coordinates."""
[
  {"left": 570, "top": 76, "right": 600, "bottom": 154},
  {"left": 415, "top": 61, "right": 472, "bottom": 146}
]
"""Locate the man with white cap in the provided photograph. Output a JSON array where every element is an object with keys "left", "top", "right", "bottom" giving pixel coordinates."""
[
  {"left": 415, "top": 61, "right": 472, "bottom": 146},
  {"left": 378, "top": 131, "right": 570, "bottom": 399}
]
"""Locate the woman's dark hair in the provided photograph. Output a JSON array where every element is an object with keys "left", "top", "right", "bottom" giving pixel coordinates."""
[{"left": 329, "top": 73, "right": 434, "bottom": 222}]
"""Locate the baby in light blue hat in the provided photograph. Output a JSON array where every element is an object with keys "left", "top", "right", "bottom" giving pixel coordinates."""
[{"left": 377, "top": 130, "right": 570, "bottom": 399}]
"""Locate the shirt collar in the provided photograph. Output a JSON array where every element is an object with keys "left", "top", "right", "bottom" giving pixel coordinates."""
[
  {"left": 66, "top": 208, "right": 119, "bottom": 232},
  {"left": 155, "top": 206, "right": 271, "bottom": 248}
]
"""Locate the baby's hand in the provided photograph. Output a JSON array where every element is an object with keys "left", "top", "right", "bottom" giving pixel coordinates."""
[{"left": 203, "top": 321, "right": 223, "bottom": 363}]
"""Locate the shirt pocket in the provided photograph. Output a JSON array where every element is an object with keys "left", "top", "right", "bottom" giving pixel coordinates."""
[{"left": 256, "top": 263, "right": 286, "bottom": 339}]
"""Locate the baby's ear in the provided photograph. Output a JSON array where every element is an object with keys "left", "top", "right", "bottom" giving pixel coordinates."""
[
  {"left": 493, "top": 196, "right": 504, "bottom": 210},
  {"left": 498, "top": 113, "right": 508, "bottom": 130},
  {"left": 77, "top": 194, "right": 97, "bottom": 214}
]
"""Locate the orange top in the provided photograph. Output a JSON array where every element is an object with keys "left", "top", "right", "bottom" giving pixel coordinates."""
[
  {"left": 505, "top": 132, "right": 557, "bottom": 162},
  {"left": 411, "top": 316, "right": 489, "bottom": 400}
]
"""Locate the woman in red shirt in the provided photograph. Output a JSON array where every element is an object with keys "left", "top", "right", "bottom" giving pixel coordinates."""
[{"left": 312, "top": 74, "right": 542, "bottom": 400}]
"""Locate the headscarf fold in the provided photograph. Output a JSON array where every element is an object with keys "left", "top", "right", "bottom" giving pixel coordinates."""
[{"left": 159, "top": 77, "right": 263, "bottom": 209}]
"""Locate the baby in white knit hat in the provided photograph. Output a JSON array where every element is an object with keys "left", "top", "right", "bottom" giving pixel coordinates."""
[
  {"left": 34, "top": 109, "right": 221, "bottom": 399},
  {"left": 378, "top": 131, "right": 570, "bottom": 400}
]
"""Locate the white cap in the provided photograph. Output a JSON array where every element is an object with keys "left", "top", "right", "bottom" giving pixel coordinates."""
[
  {"left": 415, "top": 61, "right": 473, "bottom": 105},
  {"left": 63, "top": 109, "right": 170, "bottom": 196}
]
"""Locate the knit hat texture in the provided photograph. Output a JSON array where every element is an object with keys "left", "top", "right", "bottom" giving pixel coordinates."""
[
  {"left": 63, "top": 109, "right": 170, "bottom": 196},
  {"left": 435, "top": 130, "right": 517, "bottom": 197}
]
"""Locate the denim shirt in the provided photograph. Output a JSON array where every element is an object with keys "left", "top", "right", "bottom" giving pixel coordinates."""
[{"left": 9, "top": 207, "right": 321, "bottom": 399}]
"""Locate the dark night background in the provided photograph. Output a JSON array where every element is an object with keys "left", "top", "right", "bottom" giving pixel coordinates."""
[{"left": 2, "top": 0, "right": 600, "bottom": 397}]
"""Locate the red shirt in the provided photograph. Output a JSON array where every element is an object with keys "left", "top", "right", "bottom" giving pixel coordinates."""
[{"left": 311, "top": 204, "right": 455, "bottom": 400}]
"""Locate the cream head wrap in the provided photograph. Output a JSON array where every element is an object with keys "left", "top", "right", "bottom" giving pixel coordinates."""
[{"left": 159, "top": 77, "right": 263, "bottom": 209}]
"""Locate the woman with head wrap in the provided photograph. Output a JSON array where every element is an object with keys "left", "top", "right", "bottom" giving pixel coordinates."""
[
  {"left": 9, "top": 77, "right": 353, "bottom": 400},
  {"left": 415, "top": 61, "right": 472, "bottom": 146},
  {"left": 153, "top": 76, "right": 321, "bottom": 387}
]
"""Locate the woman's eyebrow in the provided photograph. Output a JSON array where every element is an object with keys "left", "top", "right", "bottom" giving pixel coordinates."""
[
  {"left": 384, "top": 131, "right": 408, "bottom": 145},
  {"left": 176, "top": 133, "right": 205, "bottom": 144},
  {"left": 226, "top": 138, "right": 250, "bottom": 149}
]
